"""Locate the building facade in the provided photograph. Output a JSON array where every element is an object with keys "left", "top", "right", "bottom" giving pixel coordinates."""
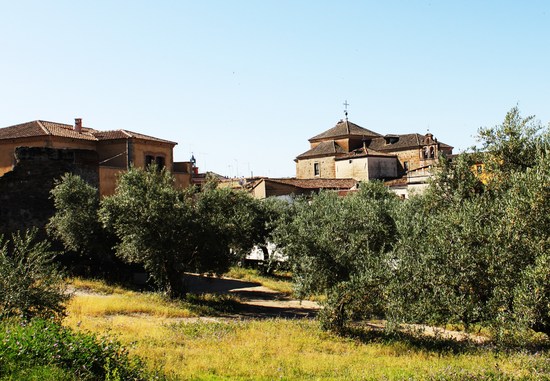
[
  {"left": 295, "top": 119, "right": 453, "bottom": 187},
  {"left": 0, "top": 119, "right": 192, "bottom": 196}
]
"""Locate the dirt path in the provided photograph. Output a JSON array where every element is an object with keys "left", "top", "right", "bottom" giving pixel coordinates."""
[
  {"left": 184, "top": 273, "right": 320, "bottom": 319},
  {"left": 183, "top": 275, "right": 487, "bottom": 342},
  {"left": 70, "top": 275, "right": 487, "bottom": 343}
]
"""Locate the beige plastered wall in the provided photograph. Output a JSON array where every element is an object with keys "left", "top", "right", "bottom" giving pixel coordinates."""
[
  {"left": 296, "top": 156, "right": 335, "bottom": 179},
  {"left": 131, "top": 140, "right": 174, "bottom": 170},
  {"left": 335, "top": 157, "right": 369, "bottom": 181},
  {"left": 335, "top": 156, "right": 398, "bottom": 181},
  {"left": 99, "top": 166, "right": 126, "bottom": 197}
]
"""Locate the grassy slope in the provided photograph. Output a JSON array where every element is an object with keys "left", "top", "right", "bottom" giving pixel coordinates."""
[{"left": 63, "top": 277, "right": 550, "bottom": 381}]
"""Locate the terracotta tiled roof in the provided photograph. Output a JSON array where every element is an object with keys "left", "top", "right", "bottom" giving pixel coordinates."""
[
  {"left": 94, "top": 130, "right": 176, "bottom": 144},
  {"left": 296, "top": 141, "right": 346, "bottom": 159},
  {"left": 0, "top": 120, "right": 95, "bottom": 141},
  {"left": 384, "top": 177, "right": 408, "bottom": 187},
  {"left": 0, "top": 120, "right": 176, "bottom": 145},
  {"left": 309, "top": 120, "right": 381, "bottom": 141},
  {"left": 367, "top": 134, "right": 453, "bottom": 151},
  {"left": 266, "top": 178, "right": 358, "bottom": 189},
  {"left": 39, "top": 121, "right": 97, "bottom": 140},
  {"left": 334, "top": 149, "right": 397, "bottom": 160},
  {"left": 0, "top": 121, "right": 44, "bottom": 139}
]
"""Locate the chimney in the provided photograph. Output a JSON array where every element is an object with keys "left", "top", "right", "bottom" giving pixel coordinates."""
[{"left": 74, "top": 118, "right": 82, "bottom": 133}]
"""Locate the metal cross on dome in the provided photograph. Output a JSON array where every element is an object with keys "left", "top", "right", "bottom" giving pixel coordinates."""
[{"left": 343, "top": 100, "right": 350, "bottom": 120}]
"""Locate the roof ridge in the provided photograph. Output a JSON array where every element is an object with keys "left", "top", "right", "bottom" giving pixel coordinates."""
[{"left": 36, "top": 120, "right": 52, "bottom": 135}]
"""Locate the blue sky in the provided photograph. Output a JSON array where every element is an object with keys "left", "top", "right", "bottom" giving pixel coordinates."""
[{"left": 1, "top": 1, "right": 549, "bottom": 177}]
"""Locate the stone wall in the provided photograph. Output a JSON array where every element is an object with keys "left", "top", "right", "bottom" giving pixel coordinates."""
[{"left": 0, "top": 147, "right": 99, "bottom": 237}]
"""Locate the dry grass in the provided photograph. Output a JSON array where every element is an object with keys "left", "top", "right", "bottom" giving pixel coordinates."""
[
  {"left": 67, "top": 278, "right": 195, "bottom": 318},
  {"left": 224, "top": 266, "right": 294, "bottom": 295},
  {"left": 63, "top": 278, "right": 550, "bottom": 381}
]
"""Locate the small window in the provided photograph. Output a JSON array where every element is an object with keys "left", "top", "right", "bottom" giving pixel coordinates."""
[
  {"left": 155, "top": 156, "right": 165, "bottom": 168},
  {"left": 145, "top": 155, "right": 154, "bottom": 166},
  {"left": 403, "top": 161, "right": 409, "bottom": 171},
  {"left": 314, "top": 162, "right": 320, "bottom": 176}
]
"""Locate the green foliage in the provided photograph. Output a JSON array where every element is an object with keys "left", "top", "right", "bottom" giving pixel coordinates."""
[
  {"left": 388, "top": 107, "right": 550, "bottom": 340},
  {"left": 390, "top": 194, "right": 502, "bottom": 328},
  {"left": 48, "top": 173, "right": 103, "bottom": 254},
  {"left": 425, "top": 152, "right": 484, "bottom": 205},
  {"left": 271, "top": 107, "right": 549, "bottom": 342},
  {"left": 194, "top": 187, "right": 287, "bottom": 268},
  {"left": 0, "top": 319, "right": 163, "bottom": 381},
  {"left": 276, "top": 182, "right": 398, "bottom": 331},
  {"left": 193, "top": 187, "right": 251, "bottom": 271},
  {"left": 48, "top": 173, "right": 117, "bottom": 276},
  {"left": 99, "top": 167, "right": 275, "bottom": 298},
  {"left": 0, "top": 229, "right": 67, "bottom": 321},
  {"left": 100, "top": 167, "right": 197, "bottom": 297},
  {"left": 477, "top": 105, "right": 545, "bottom": 176}
]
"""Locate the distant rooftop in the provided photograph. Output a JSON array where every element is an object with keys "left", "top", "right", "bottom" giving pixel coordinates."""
[
  {"left": 0, "top": 120, "right": 177, "bottom": 145},
  {"left": 309, "top": 119, "right": 381, "bottom": 141}
]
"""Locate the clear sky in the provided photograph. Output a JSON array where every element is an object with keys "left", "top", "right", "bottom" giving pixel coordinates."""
[{"left": 1, "top": 1, "right": 549, "bottom": 178}]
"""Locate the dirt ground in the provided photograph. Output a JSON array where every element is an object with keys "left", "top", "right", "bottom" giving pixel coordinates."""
[
  {"left": 183, "top": 274, "right": 487, "bottom": 342},
  {"left": 71, "top": 274, "right": 487, "bottom": 342},
  {"left": 183, "top": 273, "right": 320, "bottom": 319}
]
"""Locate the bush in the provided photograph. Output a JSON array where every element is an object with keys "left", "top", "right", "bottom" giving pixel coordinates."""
[
  {"left": 0, "top": 318, "right": 163, "bottom": 380},
  {"left": 0, "top": 229, "right": 67, "bottom": 321}
]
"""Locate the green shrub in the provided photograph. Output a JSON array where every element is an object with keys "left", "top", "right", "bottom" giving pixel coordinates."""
[
  {"left": 0, "top": 319, "right": 164, "bottom": 380},
  {"left": 0, "top": 229, "right": 67, "bottom": 321}
]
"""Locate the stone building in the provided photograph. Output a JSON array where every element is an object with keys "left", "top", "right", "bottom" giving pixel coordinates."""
[
  {"left": 295, "top": 118, "right": 453, "bottom": 190},
  {"left": 0, "top": 119, "right": 192, "bottom": 196},
  {"left": 0, "top": 118, "right": 192, "bottom": 236},
  {"left": 249, "top": 177, "right": 359, "bottom": 199}
]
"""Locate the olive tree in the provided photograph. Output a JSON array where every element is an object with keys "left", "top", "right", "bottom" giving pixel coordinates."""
[
  {"left": 389, "top": 107, "right": 550, "bottom": 338},
  {"left": 99, "top": 167, "right": 272, "bottom": 297},
  {"left": 275, "top": 182, "right": 398, "bottom": 331},
  {"left": 48, "top": 173, "right": 117, "bottom": 276},
  {"left": 99, "top": 167, "right": 197, "bottom": 297},
  {"left": 48, "top": 173, "right": 102, "bottom": 254}
]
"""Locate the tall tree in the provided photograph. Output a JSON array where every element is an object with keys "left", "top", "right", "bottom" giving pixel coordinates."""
[
  {"left": 100, "top": 167, "right": 198, "bottom": 297},
  {"left": 389, "top": 107, "right": 550, "bottom": 338},
  {"left": 275, "top": 182, "right": 398, "bottom": 331},
  {"left": 48, "top": 173, "right": 116, "bottom": 276}
]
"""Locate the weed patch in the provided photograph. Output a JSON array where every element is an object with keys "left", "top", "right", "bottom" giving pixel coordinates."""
[
  {"left": 169, "top": 321, "right": 238, "bottom": 340},
  {"left": 0, "top": 318, "right": 163, "bottom": 380},
  {"left": 63, "top": 278, "right": 550, "bottom": 380}
]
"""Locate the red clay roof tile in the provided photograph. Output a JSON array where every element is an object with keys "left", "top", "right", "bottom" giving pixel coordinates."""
[{"left": 0, "top": 120, "right": 176, "bottom": 145}]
